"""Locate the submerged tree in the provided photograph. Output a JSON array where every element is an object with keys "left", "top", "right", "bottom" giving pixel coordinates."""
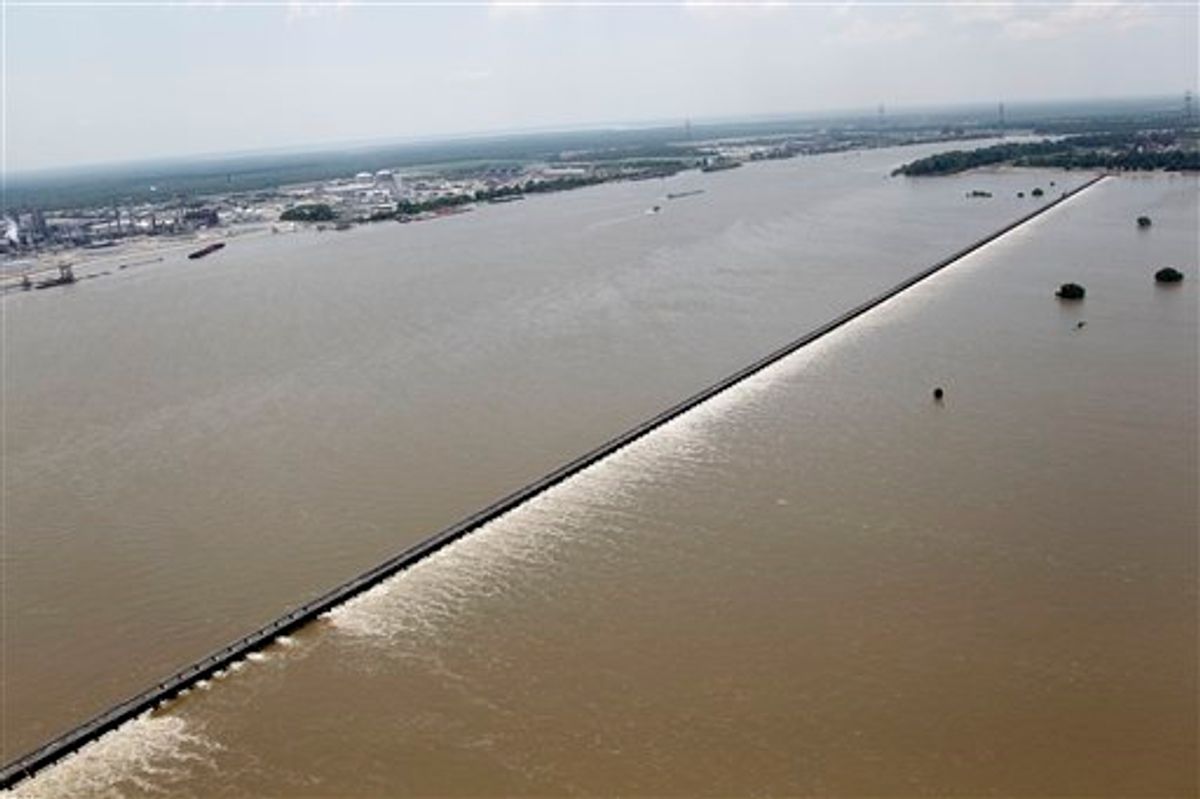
[{"left": 1056, "top": 282, "right": 1086, "bottom": 300}]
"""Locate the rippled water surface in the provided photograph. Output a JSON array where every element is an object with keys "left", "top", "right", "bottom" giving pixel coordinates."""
[
  {"left": 5, "top": 159, "right": 1196, "bottom": 796},
  {"left": 4, "top": 142, "right": 1072, "bottom": 757}
]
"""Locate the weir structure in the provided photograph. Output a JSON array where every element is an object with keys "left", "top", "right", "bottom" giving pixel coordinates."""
[{"left": 0, "top": 173, "right": 1106, "bottom": 791}]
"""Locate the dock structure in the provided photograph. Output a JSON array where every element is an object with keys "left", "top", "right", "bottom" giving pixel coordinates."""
[{"left": 0, "top": 173, "right": 1107, "bottom": 791}]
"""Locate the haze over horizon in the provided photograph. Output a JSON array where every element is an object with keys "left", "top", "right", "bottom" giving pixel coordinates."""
[
  {"left": 6, "top": 0, "right": 1198, "bottom": 172},
  {"left": 1, "top": 92, "right": 1189, "bottom": 179}
]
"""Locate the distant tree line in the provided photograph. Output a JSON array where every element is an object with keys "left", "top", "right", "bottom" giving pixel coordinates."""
[
  {"left": 893, "top": 131, "right": 1199, "bottom": 176},
  {"left": 1032, "top": 114, "right": 1196, "bottom": 135},
  {"left": 395, "top": 194, "right": 473, "bottom": 215},
  {"left": 280, "top": 203, "right": 336, "bottom": 222},
  {"left": 394, "top": 175, "right": 610, "bottom": 217},
  {"left": 892, "top": 141, "right": 1067, "bottom": 175},
  {"left": 1015, "top": 149, "right": 1200, "bottom": 172},
  {"left": 518, "top": 175, "right": 605, "bottom": 194}
]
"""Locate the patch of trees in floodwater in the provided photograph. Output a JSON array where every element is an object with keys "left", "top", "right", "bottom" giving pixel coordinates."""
[
  {"left": 893, "top": 130, "right": 1200, "bottom": 176},
  {"left": 1052, "top": 213, "right": 1189, "bottom": 300}
]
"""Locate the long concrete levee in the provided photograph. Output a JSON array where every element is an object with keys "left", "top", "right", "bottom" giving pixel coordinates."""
[{"left": 0, "top": 173, "right": 1107, "bottom": 791}]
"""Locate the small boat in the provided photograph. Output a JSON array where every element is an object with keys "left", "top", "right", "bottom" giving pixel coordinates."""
[{"left": 188, "top": 242, "right": 226, "bottom": 260}]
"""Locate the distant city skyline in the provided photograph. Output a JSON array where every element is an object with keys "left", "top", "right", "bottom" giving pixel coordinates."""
[{"left": 6, "top": 1, "right": 1198, "bottom": 172}]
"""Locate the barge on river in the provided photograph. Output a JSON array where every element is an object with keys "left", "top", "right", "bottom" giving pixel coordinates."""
[{"left": 188, "top": 242, "right": 226, "bottom": 260}]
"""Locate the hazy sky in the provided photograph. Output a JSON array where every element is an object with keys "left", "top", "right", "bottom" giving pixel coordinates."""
[{"left": 5, "top": 0, "right": 1198, "bottom": 171}]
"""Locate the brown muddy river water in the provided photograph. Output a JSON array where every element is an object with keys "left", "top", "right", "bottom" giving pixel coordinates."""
[{"left": 4, "top": 151, "right": 1196, "bottom": 795}]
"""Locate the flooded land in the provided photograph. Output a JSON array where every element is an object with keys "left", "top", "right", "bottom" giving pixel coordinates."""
[{"left": 4, "top": 150, "right": 1196, "bottom": 795}]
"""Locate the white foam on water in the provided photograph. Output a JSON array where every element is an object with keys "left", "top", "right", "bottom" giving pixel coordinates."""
[
  {"left": 5, "top": 714, "right": 220, "bottom": 799},
  {"left": 326, "top": 213, "right": 1050, "bottom": 648},
  {"left": 327, "top": 297, "right": 880, "bottom": 647}
]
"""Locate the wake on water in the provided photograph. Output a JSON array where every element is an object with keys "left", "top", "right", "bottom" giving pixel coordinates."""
[{"left": 6, "top": 715, "right": 219, "bottom": 799}]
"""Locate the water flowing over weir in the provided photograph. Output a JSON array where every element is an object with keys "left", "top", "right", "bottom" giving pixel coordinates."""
[{"left": 0, "top": 174, "right": 1106, "bottom": 791}]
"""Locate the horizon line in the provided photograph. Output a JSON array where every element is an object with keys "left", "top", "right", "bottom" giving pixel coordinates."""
[{"left": 7, "top": 90, "right": 1190, "bottom": 180}]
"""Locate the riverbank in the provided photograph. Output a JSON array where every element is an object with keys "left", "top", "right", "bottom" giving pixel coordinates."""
[{"left": 2, "top": 136, "right": 1031, "bottom": 295}]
